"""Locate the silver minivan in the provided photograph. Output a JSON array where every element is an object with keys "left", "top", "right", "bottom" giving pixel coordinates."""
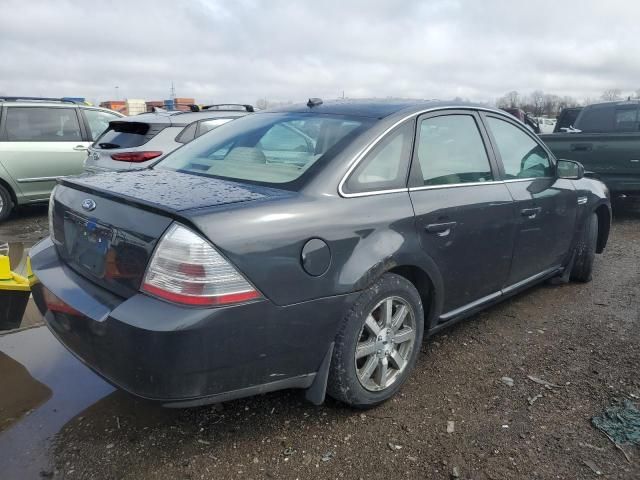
[{"left": 0, "top": 97, "right": 122, "bottom": 221}]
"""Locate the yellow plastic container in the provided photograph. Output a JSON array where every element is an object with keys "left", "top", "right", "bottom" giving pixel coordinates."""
[{"left": 0, "top": 255, "right": 31, "bottom": 330}]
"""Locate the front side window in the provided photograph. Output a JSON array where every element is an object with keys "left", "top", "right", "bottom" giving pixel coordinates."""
[
  {"left": 84, "top": 109, "right": 121, "bottom": 140},
  {"left": 486, "top": 117, "right": 552, "bottom": 179},
  {"left": 344, "top": 122, "right": 412, "bottom": 193},
  {"left": 416, "top": 114, "right": 493, "bottom": 186},
  {"left": 157, "top": 113, "right": 370, "bottom": 187},
  {"left": 5, "top": 107, "right": 82, "bottom": 141}
]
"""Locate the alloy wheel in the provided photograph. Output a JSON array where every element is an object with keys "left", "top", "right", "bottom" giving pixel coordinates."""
[{"left": 354, "top": 296, "right": 417, "bottom": 391}]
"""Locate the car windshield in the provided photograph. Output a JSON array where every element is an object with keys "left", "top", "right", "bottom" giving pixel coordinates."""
[{"left": 156, "top": 112, "right": 370, "bottom": 187}]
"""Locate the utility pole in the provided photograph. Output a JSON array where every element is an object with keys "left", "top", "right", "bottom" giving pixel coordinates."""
[{"left": 170, "top": 81, "right": 176, "bottom": 102}]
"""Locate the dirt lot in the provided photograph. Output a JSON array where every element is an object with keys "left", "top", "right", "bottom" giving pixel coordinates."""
[{"left": 0, "top": 202, "right": 638, "bottom": 479}]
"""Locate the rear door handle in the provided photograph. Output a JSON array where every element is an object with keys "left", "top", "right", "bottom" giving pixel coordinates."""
[
  {"left": 73, "top": 145, "right": 88, "bottom": 151},
  {"left": 521, "top": 207, "right": 542, "bottom": 219},
  {"left": 425, "top": 221, "right": 457, "bottom": 236}
]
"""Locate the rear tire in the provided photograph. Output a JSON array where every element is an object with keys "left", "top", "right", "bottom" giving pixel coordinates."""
[
  {"left": 327, "top": 273, "right": 424, "bottom": 408},
  {"left": 571, "top": 212, "right": 598, "bottom": 282},
  {"left": 0, "top": 185, "right": 13, "bottom": 223}
]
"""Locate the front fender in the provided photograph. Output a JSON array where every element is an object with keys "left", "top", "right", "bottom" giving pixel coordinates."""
[{"left": 571, "top": 177, "right": 611, "bottom": 253}]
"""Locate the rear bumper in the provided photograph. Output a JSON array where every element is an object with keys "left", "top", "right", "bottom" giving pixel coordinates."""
[{"left": 29, "top": 237, "right": 355, "bottom": 405}]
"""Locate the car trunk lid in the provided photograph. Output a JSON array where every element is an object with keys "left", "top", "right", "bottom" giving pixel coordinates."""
[{"left": 51, "top": 170, "right": 290, "bottom": 298}]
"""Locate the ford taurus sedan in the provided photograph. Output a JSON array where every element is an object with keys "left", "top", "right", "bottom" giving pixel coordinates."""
[{"left": 29, "top": 99, "right": 611, "bottom": 408}]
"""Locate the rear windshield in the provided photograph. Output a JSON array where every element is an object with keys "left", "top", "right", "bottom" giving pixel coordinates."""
[
  {"left": 156, "top": 113, "right": 371, "bottom": 187},
  {"left": 94, "top": 121, "right": 150, "bottom": 149}
]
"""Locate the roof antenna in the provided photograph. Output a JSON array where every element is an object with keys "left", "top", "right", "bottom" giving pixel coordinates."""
[{"left": 307, "top": 98, "right": 323, "bottom": 108}]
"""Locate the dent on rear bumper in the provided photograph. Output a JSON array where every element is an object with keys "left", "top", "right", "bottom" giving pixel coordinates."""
[{"left": 30, "top": 237, "right": 357, "bottom": 404}]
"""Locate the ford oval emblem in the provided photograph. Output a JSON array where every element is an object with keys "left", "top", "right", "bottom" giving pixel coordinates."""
[{"left": 82, "top": 199, "right": 97, "bottom": 211}]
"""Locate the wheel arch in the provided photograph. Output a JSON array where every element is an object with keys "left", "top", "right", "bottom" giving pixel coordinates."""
[
  {"left": 0, "top": 176, "right": 18, "bottom": 208},
  {"left": 594, "top": 203, "right": 610, "bottom": 253},
  {"left": 386, "top": 265, "right": 436, "bottom": 327}
]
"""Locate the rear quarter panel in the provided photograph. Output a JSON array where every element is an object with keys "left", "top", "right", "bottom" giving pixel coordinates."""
[{"left": 186, "top": 192, "right": 439, "bottom": 308}]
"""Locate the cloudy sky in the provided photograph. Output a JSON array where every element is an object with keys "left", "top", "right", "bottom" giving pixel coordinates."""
[{"left": 1, "top": 0, "right": 638, "bottom": 105}]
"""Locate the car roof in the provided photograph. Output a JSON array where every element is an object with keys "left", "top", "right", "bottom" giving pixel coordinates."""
[
  {"left": 117, "top": 110, "right": 249, "bottom": 126},
  {"left": 0, "top": 100, "right": 79, "bottom": 108},
  {"left": 264, "top": 98, "right": 490, "bottom": 119}
]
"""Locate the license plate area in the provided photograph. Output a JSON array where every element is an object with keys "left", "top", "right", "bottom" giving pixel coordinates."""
[{"left": 63, "top": 212, "right": 114, "bottom": 278}]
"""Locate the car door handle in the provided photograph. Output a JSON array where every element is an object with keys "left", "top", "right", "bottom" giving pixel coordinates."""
[
  {"left": 521, "top": 207, "right": 542, "bottom": 219},
  {"left": 570, "top": 143, "right": 592, "bottom": 152},
  {"left": 73, "top": 145, "right": 88, "bottom": 151},
  {"left": 425, "top": 221, "right": 457, "bottom": 236}
]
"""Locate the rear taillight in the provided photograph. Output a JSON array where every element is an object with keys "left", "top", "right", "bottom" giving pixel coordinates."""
[
  {"left": 141, "top": 224, "right": 260, "bottom": 306},
  {"left": 111, "top": 151, "right": 162, "bottom": 162}
]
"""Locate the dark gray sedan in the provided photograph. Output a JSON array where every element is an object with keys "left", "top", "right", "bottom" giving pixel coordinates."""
[{"left": 30, "top": 99, "right": 611, "bottom": 408}]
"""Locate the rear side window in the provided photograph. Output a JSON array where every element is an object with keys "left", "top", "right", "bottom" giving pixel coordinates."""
[
  {"left": 4, "top": 107, "right": 82, "bottom": 141},
  {"left": 577, "top": 105, "right": 613, "bottom": 132},
  {"left": 344, "top": 122, "right": 413, "bottom": 193},
  {"left": 614, "top": 106, "right": 639, "bottom": 132},
  {"left": 83, "top": 109, "right": 121, "bottom": 140},
  {"left": 95, "top": 122, "right": 150, "bottom": 149},
  {"left": 197, "top": 118, "right": 233, "bottom": 137},
  {"left": 486, "top": 117, "right": 552, "bottom": 179},
  {"left": 416, "top": 114, "right": 493, "bottom": 186},
  {"left": 175, "top": 122, "right": 198, "bottom": 144}
]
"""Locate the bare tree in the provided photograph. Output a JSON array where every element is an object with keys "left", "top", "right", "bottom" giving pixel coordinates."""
[
  {"left": 530, "top": 90, "right": 545, "bottom": 116},
  {"left": 558, "top": 95, "right": 579, "bottom": 111},
  {"left": 542, "top": 94, "right": 561, "bottom": 116},
  {"left": 496, "top": 91, "right": 520, "bottom": 109},
  {"left": 506, "top": 91, "right": 520, "bottom": 108},
  {"left": 601, "top": 89, "right": 621, "bottom": 101},
  {"left": 255, "top": 98, "right": 269, "bottom": 110}
]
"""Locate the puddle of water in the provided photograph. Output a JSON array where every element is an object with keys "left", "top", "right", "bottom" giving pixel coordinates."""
[{"left": 0, "top": 326, "right": 115, "bottom": 479}]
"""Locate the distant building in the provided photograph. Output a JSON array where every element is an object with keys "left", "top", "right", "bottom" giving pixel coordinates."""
[
  {"left": 146, "top": 100, "right": 164, "bottom": 112},
  {"left": 126, "top": 99, "right": 146, "bottom": 116},
  {"left": 100, "top": 100, "right": 126, "bottom": 114},
  {"left": 174, "top": 97, "right": 195, "bottom": 111}
]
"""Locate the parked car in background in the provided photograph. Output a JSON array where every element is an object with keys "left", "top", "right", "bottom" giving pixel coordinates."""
[
  {"left": 31, "top": 99, "right": 610, "bottom": 409},
  {"left": 553, "top": 107, "right": 583, "bottom": 133},
  {"left": 83, "top": 104, "right": 254, "bottom": 173},
  {"left": 536, "top": 117, "right": 556, "bottom": 134},
  {"left": 541, "top": 100, "right": 640, "bottom": 197},
  {"left": 501, "top": 108, "right": 541, "bottom": 133},
  {"left": 0, "top": 97, "right": 123, "bottom": 221}
]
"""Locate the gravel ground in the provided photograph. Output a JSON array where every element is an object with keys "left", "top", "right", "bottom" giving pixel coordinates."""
[{"left": 1, "top": 202, "right": 638, "bottom": 480}]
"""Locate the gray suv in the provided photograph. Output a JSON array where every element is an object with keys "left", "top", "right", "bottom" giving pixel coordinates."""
[{"left": 84, "top": 104, "right": 254, "bottom": 172}]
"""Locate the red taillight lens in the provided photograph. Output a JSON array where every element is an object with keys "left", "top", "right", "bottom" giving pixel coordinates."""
[
  {"left": 110, "top": 151, "right": 162, "bottom": 162},
  {"left": 141, "top": 224, "right": 261, "bottom": 306}
]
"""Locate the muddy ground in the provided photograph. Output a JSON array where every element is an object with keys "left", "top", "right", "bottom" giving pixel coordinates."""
[{"left": 0, "top": 202, "right": 638, "bottom": 480}]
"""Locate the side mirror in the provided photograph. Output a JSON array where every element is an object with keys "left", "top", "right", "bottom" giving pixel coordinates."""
[{"left": 557, "top": 159, "right": 585, "bottom": 180}]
